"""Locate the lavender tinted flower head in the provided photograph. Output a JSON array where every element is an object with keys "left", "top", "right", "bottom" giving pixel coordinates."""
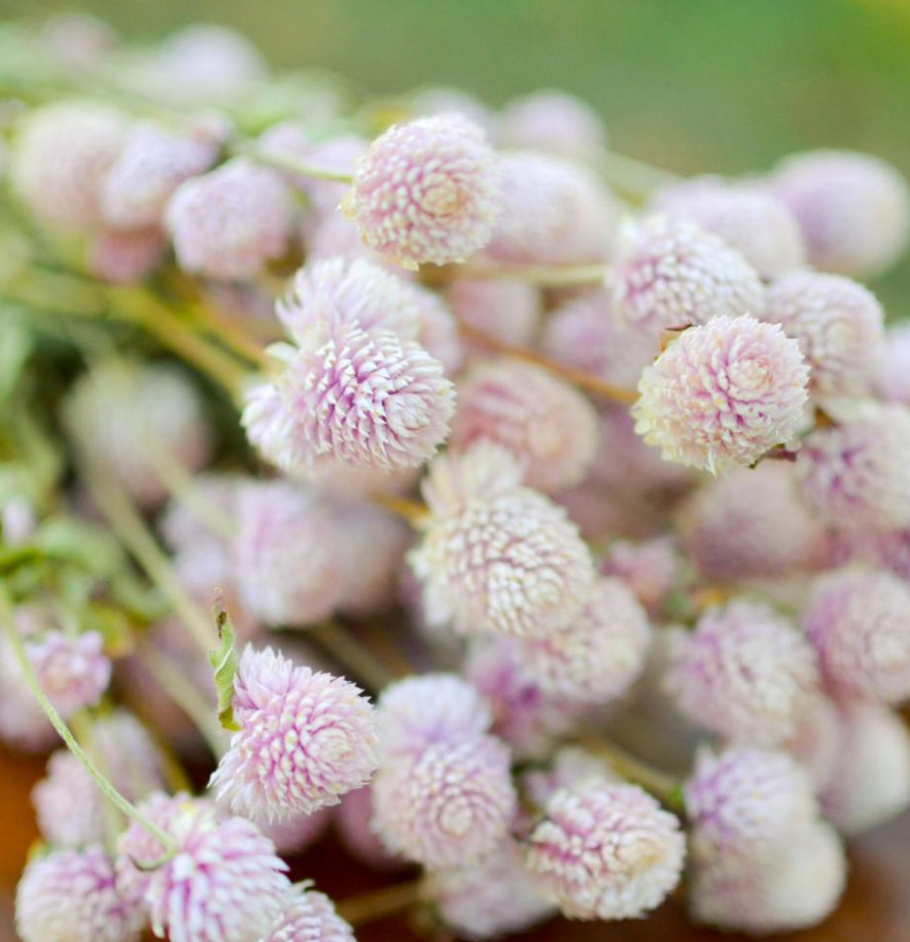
[
  {"left": 608, "top": 215, "right": 766, "bottom": 332},
  {"left": 372, "top": 735, "right": 516, "bottom": 868},
  {"left": 798, "top": 402, "right": 910, "bottom": 530},
  {"left": 524, "top": 781, "right": 685, "bottom": 920},
  {"left": 262, "top": 888, "right": 356, "bottom": 942},
  {"left": 26, "top": 629, "right": 110, "bottom": 718},
  {"left": 684, "top": 746, "right": 818, "bottom": 863},
  {"left": 633, "top": 314, "right": 809, "bottom": 474},
  {"left": 803, "top": 568, "right": 910, "bottom": 704},
  {"left": 0, "top": 609, "right": 54, "bottom": 751},
  {"left": 501, "top": 89, "right": 607, "bottom": 161},
  {"left": 410, "top": 443, "right": 596, "bottom": 638},
  {"left": 600, "top": 537, "right": 680, "bottom": 617},
  {"left": 447, "top": 278, "right": 543, "bottom": 348},
  {"left": 767, "top": 149, "right": 910, "bottom": 278},
  {"left": 666, "top": 601, "right": 820, "bottom": 746},
  {"left": 87, "top": 226, "right": 166, "bottom": 284},
  {"left": 211, "top": 645, "right": 379, "bottom": 821},
  {"left": 763, "top": 270, "right": 885, "bottom": 396},
  {"left": 166, "top": 159, "right": 293, "bottom": 279},
  {"left": 451, "top": 358, "right": 599, "bottom": 492},
  {"left": 488, "top": 151, "right": 620, "bottom": 264},
  {"left": 336, "top": 784, "right": 402, "bottom": 869},
  {"left": 344, "top": 114, "right": 502, "bottom": 269},
  {"left": 876, "top": 322, "right": 910, "bottom": 405},
  {"left": 117, "top": 794, "right": 290, "bottom": 942},
  {"left": 521, "top": 745, "right": 621, "bottom": 811},
  {"left": 16, "top": 845, "right": 143, "bottom": 942}
]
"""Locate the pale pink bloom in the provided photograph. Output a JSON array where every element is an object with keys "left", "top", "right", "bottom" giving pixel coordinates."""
[
  {"left": 26, "top": 630, "right": 110, "bottom": 718},
  {"left": 787, "top": 695, "right": 842, "bottom": 792},
  {"left": 211, "top": 646, "right": 378, "bottom": 821},
  {"left": 344, "top": 114, "right": 502, "bottom": 269},
  {"left": 600, "top": 537, "right": 680, "bottom": 616},
  {"left": 336, "top": 784, "right": 402, "bottom": 869},
  {"left": 87, "top": 227, "right": 166, "bottom": 284},
  {"left": 520, "top": 746, "right": 621, "bottom": 812},
  {"left": 446, "top": 278, "right": 542, "bottom": 348},
  {"left": 451, "top": 358, "right": 599, "bottom": 492},
  {"left": 262, "top": 888, "right": 355, "bottom": 942},
  {"left": 39, "top": 14, "right": 117, "bottom": 71},
  {"left": 767, "top": 149, "right": 910, "bottom": 278},
  {"left": 0, "top": 608, "right": 54, "bottom": 752},
  {"left": 501, "top": 89, "right": 607, "bottom": 161},
  {"left": 524, "top": 782, "right": 685, "bottom": 920},
  {"left": 875, "top": 322, "right": 910, "bottom": 405},
  {"left": 633, "top": 314, "right": 809, "bottom": 473},
  {"left": 16, "top": 845, "right": 143, "bottom": 942},
  {"left": 411, "top": 87, "right": 499, "bottom": 137}
]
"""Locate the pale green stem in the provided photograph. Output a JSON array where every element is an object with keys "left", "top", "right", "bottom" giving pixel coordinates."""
[
  {"left": 0, "top": 586, "right": 177, "bottom": 859},
  {"left": 438, "top": 262, "right": 608, "bottom": 287},
  {"left": 70, "top": 711, "right": 123, "bottom": 853},
  {"left": 336, "top": 878, "right": 424, "bottom": 925},
  {"left": 309, "top": 621, "right": 395, "bottom": 692},
  {"left": 597, "top": 150, "right": 682, "bottom": 200},
  {"left": 239, "top": 144, "right": 356, "bottom": 184}
]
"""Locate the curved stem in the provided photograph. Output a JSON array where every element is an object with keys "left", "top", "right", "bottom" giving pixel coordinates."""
[
  {"left": 309, "top": 621, "right": 395, "bottom": 692},
  {"left": 0, "top": 586, "right": 178, "bottom": 858},
  {"left": 424, "top": 262, "right": 607, "bottom": 288},
  {"left": 240, "top": 144, "right": 356, "bottom": 184},
  {"left": 597, "top": 150, "right": 681, "bottom": 201},
  {"left": 336, "top": 878, "right": 424, "bottom": 926}
]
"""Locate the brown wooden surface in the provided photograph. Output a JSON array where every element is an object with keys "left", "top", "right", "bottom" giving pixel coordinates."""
[{"left": 1, "top": 743, "right": 908, "bottom": 942}]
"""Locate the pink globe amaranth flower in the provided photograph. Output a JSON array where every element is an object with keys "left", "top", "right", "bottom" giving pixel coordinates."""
[
  {"left": 524, "top": 781, "right": 685, "bottom": 920},
  {"left": 0, "top": 609, "right": 54, "bottom": 751},
  {"left": 501, "top": 89, "right": 607, "bottom": 161},
  {"left": 64, "top": 360, "right": 211, "bottom": 509},
  {"left": 542, "top": 288, "right": 660, "bottom": 390},
  {"left": 336, "top": 784, "right": 403, "bottom": 869},
  {"left": 487, "top": 151, "right": 620, "bottom": 264},
  {"left": 101, "top": 123, "right": 218, "bottom": 229},
  {"left": 16, "top": 844, "right": 144, "bottom": 942},
  {"left": 679, "top": 462, "right": 828, "bottom": 582},
  {"left": 420, "top": 438, "right": 527, "bottom": 513},
  {"left": 787, "top": 694, "right": 842, "bottom": 792},
  {"left": 117, "top": 794, "right": 290, "bottom": 942},
  {"left": 211, "top": 645, "right": 378, "bottom": 821},
  {"left": 344, "top": 114, "right": 502, "bottom": 269},
  {"left": 262, "top": 888, "right": 355, "bottom": 942},
  {"left": 600, "top": 537, "right": 680, "bottom": 617},
  {"left": 26, "top": 629, "right": 110, "bottom": 718},
  {"left": 803, "top": 568, "right": 910, "bottom": 704},
  {"left": 376, "top": 673, "right": 492, "bottom": 758},
  {"left": 633, "top": 314, "right": 809, "bottom": 474},
  {"left": 87, "top": 226, "right": 166, "bottom": 284},
  {"left": 684, "top": 746, "right": 818, "bottom": 864},
  {"left": 652, "top": 178, "right": 807, "bottom": 279},
  {"left": 666, "top": 601, "right": 820, "bottom": 746},
  {"left": 513, "top": 576, "right": 652, "bottom": 705},
  {"left": 372, "top": 735, "right": 516, "bottom": 868},
  {"left": 233, "top": 480, "right": 345, "bottom": 627},
  {"left": 521, "top": 746, "right": 621, "bottom": 813},
  {"left": 424, "top": 839, "right": 555, "bottom": 941},
  {"left": 411, "top": 86, "right": 499, "bottom": 137},
  {"left": 608, "top": 215, "right": 766, "bottom": 332},
  {"left": 10, "top": 101, "right": 127, "bottom": 231},
  {"left": 464, "top": 636, "right": 581, "bottom": 759},
  {"left": 446, "top": 278, "right": 542, "bottom": 348},
  {"left": 767, "top": 149, "right": 910, "bottom": 278},
  {"left": 306, "top": 210, "right": 398, "bottom": 268},
  {"left": 762, "top": 270, "right": 884, "bottom": 397},
  {"left": 451, "top": 358, "right": 599, "bottom": 492},
  {"left": 876, "top": 322, "right": 910, "bottom": 405},
  {"left": 798, "top": 402, "right": 910, "bottom": 530},
  {"left": 688, "top": 820, "right": 846, "bottom": 934},
  {"left": 166, "top": 159, "right": 293, "bottom": 279},
  {"left": 820, "top": 701, "right": 910, "bottom": 835},
  {"left": 410, "top": 444, "right": 596, "bottom": 638}
]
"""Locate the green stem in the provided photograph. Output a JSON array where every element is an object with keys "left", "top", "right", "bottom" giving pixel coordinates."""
[
  {"left": 309, "top": 621, "right": 395, "bottom": 692},
  {"left": 336, "top": 878, "right": 423, "bottom": 925},
  {"left": 576, "top": 730, "right": 681, "bottom": 807},
  {"left": 597, "top": 150, "right": 681, "bottom": 201},
  {"left": 239, "top": 144, "right": 356, "bottom": 184},
  {"left": 0, "top": 586, "right": 177, "bottom": 859},
  {"left": 428, "top": 262, "right": 607, "bottom": 288}
]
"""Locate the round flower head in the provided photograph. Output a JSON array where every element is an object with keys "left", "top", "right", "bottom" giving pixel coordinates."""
[
  {"left": 344, "top": 114, "right": 502, "bottom": 269},
  {"left": 608, "top": 215, "right": 766, "bottom": 332},
  {"left": 410, "top": 443, "right": 596, "bottom": 638},
  {"left": 451, "top": 358, "right": 599, "bottom": 492},
  {"left": 117, "top": 794, "right": 289, "bottom": 942},
  {"left": 102, "top": 123, "right": 218, "bottom": 229},
  {"left": 39, "top": 14, "right": 117, "bottom": 72},
  {"left": 798, "top": 402, "right": 910, "bottom": 530},
  {"left": 336, "top": 784, "right": 402, "bottom": 869},
  {"left": 0, "top": 610, "right": 54, "bottom": 751},
  {"left": 411, "top": 86, "right": 499, "bottom": 137},
  {"left": 762, "top": 270, "right": 885, "bottom": 396},
  {"left": 652, "top": 178, "right": 806, "bottom": 278},
  {"left": 600, "top": 537, "right": 680, "bottom": 617},
  {"left": 16, "top": 844, "right": 143, "bottom": 942},
  {"left": 372, "top": 735, "right": 516, "bottom": 868},
  {"left": 633, "top": 314, "right": 809, "bottom": 474},
  {"left": 513, "top": 576, "right": 652, "bottom": 704},
  {"left": 521, "top": 746, "right": 621, "bottom": 812},
  {"left": 446, "top": 278, "right": 542, "bottom": 348},
  {"left": 787, "top": 695, "right": 842, "bottom": 791},
  {"left": 501, "top": 89, "right": 607, "bottom": 161},
  {"left": 666, "top": 601, "right": 820, "bottom": 746},
  {"left": 424, "top": 839, "right": 555, "bottom": 940},
  {"left": 87, "top": 227, "right": 166, "bottom": 284},
  {"left": 684, "top": 747, "right": 818, "bottom": 863},
  {"left": 377, "top": 672, "right": 492, "bottom": 758},
  {"left": 211, "top": 645, "right": 378, "bottom": 821},
  {"left": 234, "top": 481, "right": 345, "bottom": 627},
  {"left": 64, "top": 360, "right": 211, "bottom": 508},
  {"left": 263, "top": 888, "right": 355, "bottom": 942},
  {"left": 821, "top": 701, "right": 910, "bottom": 835},
  {"left": 876, "top": 322, "right": 910, "bottom": 405},
  {"left": 689, "top": 820, "right": 846, "bottom": 934},
  {"left": 803, "top": 568, "right": 910, "bottom": 704},
  {"left": 679, "top": 462, "right": 827, "bottom": 582},
  {"left": 166, "top": 159, "right": 293, "bottom": 279},
  {"left": 524, "top": 781, "right": 685, "bottom": 920},
  {"left": 487, "top": 151, "right": 620, "bottom": 264},
  {"left": 767, "top": 149, "right": 910, "bottom": 277},
  {"left": 26, "top": 630, "right": 110, "bottom": 719},
  {"left": 10, "top": 101, "right": 126, "bottom": 231}
]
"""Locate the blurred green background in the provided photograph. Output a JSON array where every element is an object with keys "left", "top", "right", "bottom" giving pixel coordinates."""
[{"left": 5, "top": 0, "right": 910, "bottom": 308}]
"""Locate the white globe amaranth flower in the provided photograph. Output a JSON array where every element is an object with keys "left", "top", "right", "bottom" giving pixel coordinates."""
[
  {"left": 875, "top": 322, "right": 910, "bottom": 405},
  {"left": 500, "top": 88, "right": 607, "bottom": 161}
]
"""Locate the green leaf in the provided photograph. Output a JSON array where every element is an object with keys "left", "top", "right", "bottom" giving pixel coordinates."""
[
  {"left": 0, "top": 307, "right": 34, "bottom": 402},
  {"left": 209, "top": 599, "right": 241, "bottom": 732}
]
